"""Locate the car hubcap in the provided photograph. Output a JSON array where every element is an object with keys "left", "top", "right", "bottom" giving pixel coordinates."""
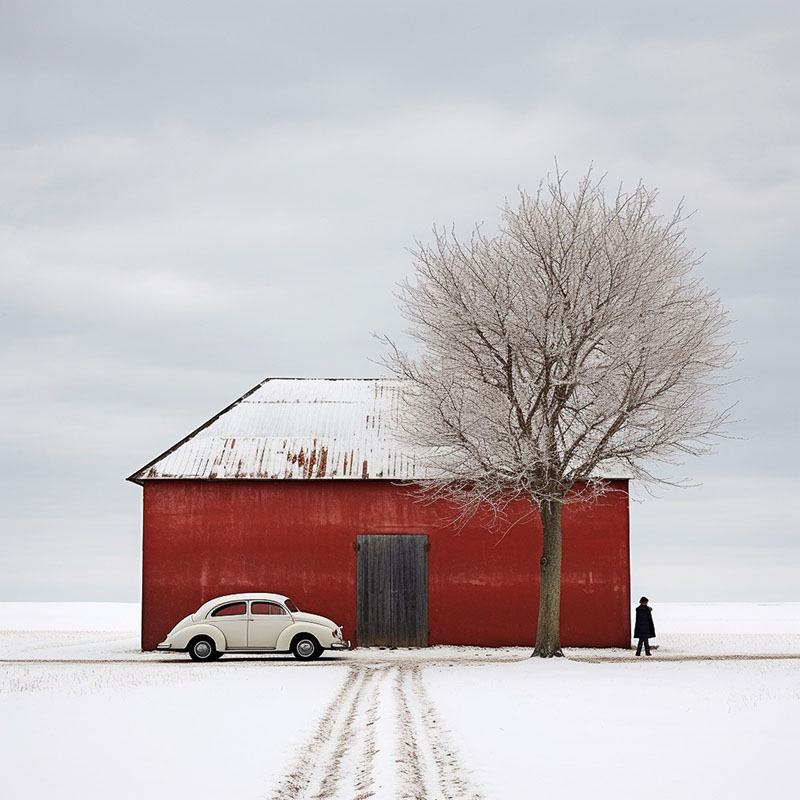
[
  {"left": 297, "top": 639, "right": 315, "bottom": 658},
  {"left": 195, "top": 641, "right": 212, "bottom": 658}
]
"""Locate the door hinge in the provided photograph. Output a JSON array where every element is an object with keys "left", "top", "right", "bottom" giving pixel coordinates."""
[
  {"left": 424, "top": 542, "right": 431, "bottom": 552},
  {"left": 353, "top": 541, "right": 360, "bottom": 552}
]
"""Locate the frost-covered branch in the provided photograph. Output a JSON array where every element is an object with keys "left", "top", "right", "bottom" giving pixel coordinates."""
[{"left": 383, "top": 168, "right": 734, "bottom": 520}]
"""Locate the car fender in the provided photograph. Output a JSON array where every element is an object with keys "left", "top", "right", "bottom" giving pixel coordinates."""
[
  {"left": 276, "top": 621, "right": 334, "bottom": 651},
  {"left": 168, "top": 623, "right": 227, "bottom": 652}
]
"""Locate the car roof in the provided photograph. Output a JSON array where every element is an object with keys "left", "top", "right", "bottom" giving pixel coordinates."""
[{"left": 196, "top": 593, "right": 291, "bottom": 616}]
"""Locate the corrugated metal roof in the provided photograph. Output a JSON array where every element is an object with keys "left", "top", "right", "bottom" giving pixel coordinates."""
[{"left": 128, "top": 378, "right": 428, "bottom": 483}]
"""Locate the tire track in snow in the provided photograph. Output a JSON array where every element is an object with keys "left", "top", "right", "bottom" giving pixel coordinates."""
[
  {"left": 394, "top": 664, "right": 484, "bottom": 800},
  {"left": 269, "top": 664, "right": 384, "bottom": 800},
  {"left": 314, "top": 665, "right": 381, "bottom": 800},
  {"left": 270, "top": 662, "right": 483, "bottom": 800},
  {"left": 393, "top": 667, "right": 427, "bottom": 796},
  {"left": 267, "top": 664, "right": 361, "bottom": 799}
]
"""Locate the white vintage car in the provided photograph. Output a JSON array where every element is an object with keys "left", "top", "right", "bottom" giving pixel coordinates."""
[{"left": 156, "top": 593, "right": 350, "bottom": 661}]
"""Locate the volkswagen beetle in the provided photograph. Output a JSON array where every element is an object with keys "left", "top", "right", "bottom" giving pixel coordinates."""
[{"left": 156, "top": 593, "right": 350, "bottom": 661}]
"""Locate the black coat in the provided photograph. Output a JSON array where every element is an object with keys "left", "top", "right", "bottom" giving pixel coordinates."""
[{"left": 634, "top": 605, "right": 656, "bottom": 639}]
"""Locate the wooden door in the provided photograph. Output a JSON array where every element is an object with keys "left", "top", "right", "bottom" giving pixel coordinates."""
[{"left": 356, "top": 534, "right": 428, "bottom": 647}]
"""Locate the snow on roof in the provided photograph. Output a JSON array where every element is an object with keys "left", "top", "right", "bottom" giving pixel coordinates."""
[{"left": 127, "top": 377, "right": 426, "bottom": 483}]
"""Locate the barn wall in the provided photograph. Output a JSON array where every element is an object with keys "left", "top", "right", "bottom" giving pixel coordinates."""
[{"left": 140, "top": 480, "right": 630, "bottom": 650}]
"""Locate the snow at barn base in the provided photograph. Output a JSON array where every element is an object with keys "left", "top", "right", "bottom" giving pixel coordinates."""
[{"left": 1, "top": 602, "right": 798, "bottom": 800}]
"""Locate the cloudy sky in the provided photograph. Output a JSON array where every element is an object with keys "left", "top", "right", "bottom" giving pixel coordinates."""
[{"left": 2, "top": 1, "right": 798, "bottom": 603}]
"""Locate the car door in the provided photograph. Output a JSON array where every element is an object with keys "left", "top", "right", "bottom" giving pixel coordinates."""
[
  {"left": 248, "top": 601, "right": 293, "bottom": 649},
  {"left": 208, "top": 601, "right": 248, "bottom": 649}
]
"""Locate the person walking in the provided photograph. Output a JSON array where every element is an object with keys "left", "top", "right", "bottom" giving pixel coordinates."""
[{"left": 634, "top": 597, "right": 655, "bottom": 656}]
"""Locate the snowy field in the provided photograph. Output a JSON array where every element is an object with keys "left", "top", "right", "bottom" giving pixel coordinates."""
[{"left": 1, "top": 603, "right": 799, "bottom": 799}]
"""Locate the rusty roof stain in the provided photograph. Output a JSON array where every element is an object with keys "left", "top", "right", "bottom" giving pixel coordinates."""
[{"left": 127, "top": 378, "right": 426, "bottom": 483}]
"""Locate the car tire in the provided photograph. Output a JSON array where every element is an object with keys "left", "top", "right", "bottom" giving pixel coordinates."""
[
  {"left": 291, "top": 634, "right": 321, "bottom": 661},
  {"left": 188, "top": 636, "right": 217, "bottom": 662}
]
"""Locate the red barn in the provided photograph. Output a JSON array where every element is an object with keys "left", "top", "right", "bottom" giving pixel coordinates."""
[{"left": 128, "top": 378, "right": 630, "bottom": 650}]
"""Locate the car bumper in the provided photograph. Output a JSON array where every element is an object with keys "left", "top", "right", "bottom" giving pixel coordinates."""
[
  {"left": 156, "top": 641, "right": 173, "bottom": 650},
  {"left": 330, "top": 640, "right": 351, "bottom": 650}
]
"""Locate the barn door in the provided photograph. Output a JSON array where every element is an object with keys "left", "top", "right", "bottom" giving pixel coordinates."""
[{"left": 356, "top": 534, "right": 428, "bottom": 647}]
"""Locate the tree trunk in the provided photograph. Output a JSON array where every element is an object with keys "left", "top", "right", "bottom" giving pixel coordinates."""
[{"left": 533, "top": 497, "right": 564, "bottom": 658}]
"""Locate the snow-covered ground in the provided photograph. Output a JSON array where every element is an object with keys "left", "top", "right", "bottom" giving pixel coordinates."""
[
  {"left": 430, "top": 657, "right": 800, "bottom": 798},
  {"left": 1, "top": 602, "right": 799, "bottom": 799}
]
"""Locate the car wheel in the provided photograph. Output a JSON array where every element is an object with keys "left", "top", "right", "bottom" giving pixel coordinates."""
[
  {"left": 291, "top": 634, "right": 321, "bottom": 661},
  {"left": 188, "top": 636, "right": 217, "bottom": 662}
]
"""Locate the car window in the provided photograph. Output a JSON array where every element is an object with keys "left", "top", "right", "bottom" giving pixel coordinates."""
[
  {"left": 210, "top": 602, "right": 247, "bottom": 617},
  {"left": 251, "top": 601, "right": 287, "bottom": 616},
  {"left": 285, "top": 599, "right": 299, "bottom": 613}
]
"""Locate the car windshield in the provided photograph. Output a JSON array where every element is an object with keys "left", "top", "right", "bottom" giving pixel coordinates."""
[{"left": 285, "top": 599, "right": 299, "bottom": 613}]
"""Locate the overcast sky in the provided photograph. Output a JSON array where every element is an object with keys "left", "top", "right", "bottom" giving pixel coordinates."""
[{"left": 1, "top": 1, "right": 798, "bottom": 603}]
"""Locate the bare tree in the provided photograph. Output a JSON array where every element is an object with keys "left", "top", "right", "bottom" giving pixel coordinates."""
[{"left": 383, "top": 168, "right": 734, "bottom": 658}]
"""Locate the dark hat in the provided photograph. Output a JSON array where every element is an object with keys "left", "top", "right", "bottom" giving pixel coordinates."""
[{"left": 639, "top": 596, "right": 649, "bottom": 604}]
